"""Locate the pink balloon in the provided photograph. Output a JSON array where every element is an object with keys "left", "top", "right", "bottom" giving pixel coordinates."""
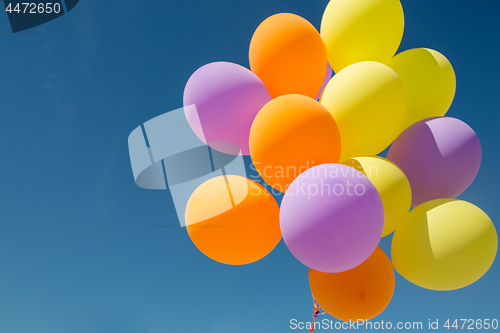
[
  {"left": 387, "top": 117, "right": 481, "bottom": 207},
  {"left": 183, "top": 62, "right": 271, "bottom": 155},
  {"left": 280, "top": 164, "right": 384, "bottom": 273}
]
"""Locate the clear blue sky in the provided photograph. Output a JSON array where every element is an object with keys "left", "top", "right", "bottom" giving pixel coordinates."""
[{"left": 0, "top": 1, "right": 498, "bottom": 332}]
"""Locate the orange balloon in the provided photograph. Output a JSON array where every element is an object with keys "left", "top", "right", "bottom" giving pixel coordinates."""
[
  {"left": 309, "top": 247, "right": 395, "bottom": 322},
  {"left": 185, "top": 175, "right": 281, "bottom": 265},
  {"left": 249, "top": 94, "right": 341, "bottom": 192},
  {"left": 249, "top": 13, "right": 327, "bottom": 99}
]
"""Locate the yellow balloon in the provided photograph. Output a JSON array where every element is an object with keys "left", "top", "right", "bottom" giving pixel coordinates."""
[
  {"left": 321, "top": 0, "right": 404, "bottom": 73},
  {"left": 321, "top": 61, "right": 406, "bottom": 160},
  {"left": 392, "top": 199, "right": 498, "bottom": 291},
  {"left": 343, "top": 156, "right": 411, "bottom": 237},
  {"left": 389, "top": 48, "right": 456, "bottom": 130}
]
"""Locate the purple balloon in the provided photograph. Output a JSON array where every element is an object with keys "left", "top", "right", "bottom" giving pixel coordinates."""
[
  {"left": 280, "top": 163, "right": 384, "bottom": 273},
  {"left": 387, "top": 117, "right": 481, "bottom": 207},
  {"left": 183, "top": 62, "right": 271, "bottom": 155},
  {"left": 316, "top": 62, "right": 333, "bottom": 100}
]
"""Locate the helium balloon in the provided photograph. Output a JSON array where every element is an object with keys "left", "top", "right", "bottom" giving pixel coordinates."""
[
  {"left": 185, "top": 175, "right": 281, "bottom": 265},
  {"left": 249, "top": 94, "right": 341, "bottom": 192},
  {"left": 280, "top": 163, "right": 384, "bottom": 273},
  {"left": 309, "top": 247, "right": 395, "bottom": 321},
  {"left": 343, "top": 156, "right": 411, "bottom": 237},
  {"left": 321, "top": 0, "right": 404, "bottom": 73},
  {"left": 249, "top": 13, "right": 327, "bottom": 99},
  {"left": 321, "top": 61, "right": 406, "bottom": 160},
  {"left": 392, "top": 199, "right": 498, "bottom": 291},
  {"left": 183, "top": 61, "right": 271, "bottom": 155},
  {"left": 387, "top": 117, "right": 481, "bottom": 207},
  {"left": 389, "top": 48, "right": 456, "bottom": 130}
]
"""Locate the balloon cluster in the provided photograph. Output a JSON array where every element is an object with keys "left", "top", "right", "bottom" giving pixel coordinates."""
[{"left": 182, "top": 0, "right": 498, "bottom": 321}]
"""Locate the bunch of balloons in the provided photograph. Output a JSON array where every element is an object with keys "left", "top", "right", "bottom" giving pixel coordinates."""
[{"left": 181, "top": 0, "right": 497, "bottom": 322}]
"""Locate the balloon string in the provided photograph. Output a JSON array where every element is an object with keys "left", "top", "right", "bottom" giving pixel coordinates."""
[{"left": 309, "top": 294, "right": 326, "bottom": 333}]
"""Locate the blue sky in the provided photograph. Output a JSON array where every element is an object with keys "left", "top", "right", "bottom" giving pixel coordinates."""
[{"left": 0, "top": 1, "right": 499, "bottom": 332}]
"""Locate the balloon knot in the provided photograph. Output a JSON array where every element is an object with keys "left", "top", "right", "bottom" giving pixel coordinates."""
[{"left": 310, "top": 298, "right": 326, "bottom": 333}]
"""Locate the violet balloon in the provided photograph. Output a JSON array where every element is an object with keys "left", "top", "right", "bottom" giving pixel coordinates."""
[
  {"left": 183, "top": 62, "right": 271, "bottom": 155},
  {"left": 280, "top": 163, "right": 384, "bottom": 273},
  {"left": 387, "top": 117, "right": 481, "bottom": 207}
]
